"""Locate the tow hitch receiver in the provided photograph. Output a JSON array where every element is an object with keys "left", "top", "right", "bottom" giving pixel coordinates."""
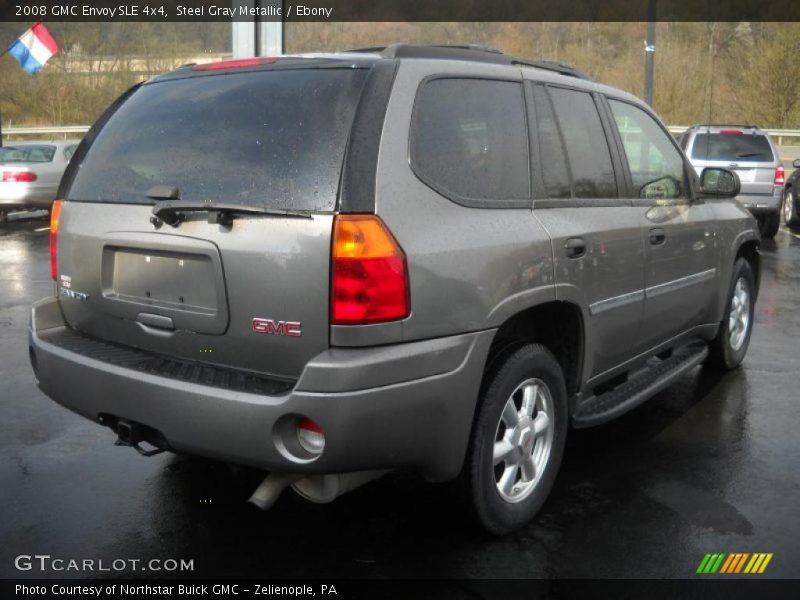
[{"left": 113, "top": 419, "right": 168, "bottom": 457}]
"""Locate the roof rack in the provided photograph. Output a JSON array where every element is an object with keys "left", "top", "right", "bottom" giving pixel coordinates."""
[
  {"left": 344, "top": 44, "right": 591, "bottom": 80},
  {"left": 688, "top": 123, "right": 760, "bottom": 130}
]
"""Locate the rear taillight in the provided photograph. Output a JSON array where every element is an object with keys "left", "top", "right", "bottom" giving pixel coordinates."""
[
  {"left": 1, "top": 170, "right": 37, "bottom": 182},
  {"left": 331, "top": 214, "right": 409, "bottom": 325},
  {"left": 774, "top": 165, "right": 785, "bottom": 186},
  {"left": 50, "top": 200, "right": 63, "bottom": 281}
]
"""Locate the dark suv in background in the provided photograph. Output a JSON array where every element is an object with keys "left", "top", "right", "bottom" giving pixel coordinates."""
[
  {"left": 681, "top": 124, "right": 785, "bottom": 238},
  {"left": 29, "top": 45, "right": 759, "bottom": 533},
  {"left": 781, "top": 158, "right": 800, "bottom": 227}
]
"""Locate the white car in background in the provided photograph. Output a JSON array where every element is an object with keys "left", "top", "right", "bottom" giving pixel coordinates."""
[{"left": 0, "top": 140, "right": 80, "bottom": 223}]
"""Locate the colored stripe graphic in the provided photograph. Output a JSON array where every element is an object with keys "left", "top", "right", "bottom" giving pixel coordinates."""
[
  {"left": 734, "top": 553, "right": 750, "bottom": 573},
  {"left": 719, "top": 554, "right": 736, "bottom": 573},
  {"left": 698, "top": 553, "right": 727, "bottom": 574},
  {"left": 701, "top": 552, "right": 774, "bottom": 575},
  {"left": 697, "top": 554, "right": 713, "bottom": 573},
  {"left": 758, "top": 553, "right": 773, "bottom": 573}
]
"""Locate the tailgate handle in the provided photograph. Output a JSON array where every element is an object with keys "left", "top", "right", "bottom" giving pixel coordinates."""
[{"left": 136, "top": 313, "right": 175, "bottom": 331}]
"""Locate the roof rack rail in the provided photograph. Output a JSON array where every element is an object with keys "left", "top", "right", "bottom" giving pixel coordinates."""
[
  {"left": 688, "top": 123, "right": 759, "bottom": 130},
  {"left": 510, "top": 58, "right": 590, "bottom": 80},
  {"left": 343, "top": 44, "right": 591, "bottom": 80}
]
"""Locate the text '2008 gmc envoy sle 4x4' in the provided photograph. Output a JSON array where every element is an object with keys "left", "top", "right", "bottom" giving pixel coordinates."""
[{"left": 29, "top": 45, "right": 760, "bottom": 534}]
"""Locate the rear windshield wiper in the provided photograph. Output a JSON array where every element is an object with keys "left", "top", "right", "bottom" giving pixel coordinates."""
[
  {"left": 151, "top": 199, "right": 313, "bottom": 228},
  {"left": 735, "top": 152, "right": 764, "bottom": 159}
]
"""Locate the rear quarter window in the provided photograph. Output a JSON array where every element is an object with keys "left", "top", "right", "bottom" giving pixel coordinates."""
[
  {"left": 66, "top": 68, "right": 369, "bottom": 211},
  {"left": 690, "top": 133, "right": 775, "bottom": 162},
  {"left": 410, "top": 77, "right": 530, "bottom": 207}
]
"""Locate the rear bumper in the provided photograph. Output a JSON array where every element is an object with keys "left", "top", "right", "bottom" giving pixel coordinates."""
[
  {"left": 736, "top": 189, "right": 783, "bottom": 213},
  {"left": 29, "top": 297, "right": 494, "bottom": 481},
  {"left": 0, "top": 187, "right": 54, "bottom": 209}
]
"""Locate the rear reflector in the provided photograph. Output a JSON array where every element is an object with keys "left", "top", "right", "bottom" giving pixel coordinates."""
[
  {"left": 191, "top": 57, "right": 278, "bottom": 71},
  {"left": 774, "top": 165, "right": 785, "bottom": 186},
  {"left": 50, "top": 200, "right": 63, "bottom": 281},
  {"left": 296, "top": 418, "right": 325, "bottom": 456},
  {"left": 1, "top": 170, "right": 37, "bottom": 182},
  {"left": 331, "top": 215, "right": 409, "bottom": 325}
]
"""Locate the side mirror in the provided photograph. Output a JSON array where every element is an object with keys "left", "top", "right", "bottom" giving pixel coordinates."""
[
  {"left": 793, "top": 159, "right": 800, "bottom": 169},
  {"left": 700, "top": 167, "right": 741, "bottom": 198}
]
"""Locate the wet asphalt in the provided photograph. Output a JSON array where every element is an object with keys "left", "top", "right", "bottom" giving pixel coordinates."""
[{"left": 0, "top": 211, "right": 798, "bottom": 580}]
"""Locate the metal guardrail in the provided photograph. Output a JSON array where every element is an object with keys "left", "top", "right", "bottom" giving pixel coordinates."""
[
  {"left": 2, "top": 126, "right": 91, "bottom": 137},
  {"left": 3, "top": 124, "right": 800, "bottom": 144}
]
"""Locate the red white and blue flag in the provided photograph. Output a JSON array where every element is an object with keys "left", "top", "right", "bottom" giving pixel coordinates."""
[{"left": 7, "top": 22, "right": 60, "bottom": 75}]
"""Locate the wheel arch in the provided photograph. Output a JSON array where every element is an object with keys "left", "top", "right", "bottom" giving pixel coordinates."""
[
  {"left": 483, "top": 300, "right": 584, "bottom": 406},
  {"left": 735, "top": 239, "right": 761, "bottom": 301}
]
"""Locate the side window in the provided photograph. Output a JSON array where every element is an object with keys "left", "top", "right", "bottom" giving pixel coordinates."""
[
  {"left": 608, "top": 99, "right": 688, "bottom": 200},
  {"left": 64, "top": 145, "right": 78, "bottom": 161},
  {"left": 410, "top": 78, "right": 529, "bottom": 205},
  {"left": 531, "top": 84, "right": 571, "bottom": 199},
  {"left": 549, "top": 87, "right": 618, "bottom": 198}
]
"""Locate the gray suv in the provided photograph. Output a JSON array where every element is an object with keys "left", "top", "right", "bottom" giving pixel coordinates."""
[
  {"left": 29, "top": 45, "right": 759, "bottom": 534},
  {"left": 681, "top": 124, "right": 785, "bottom": 238}
]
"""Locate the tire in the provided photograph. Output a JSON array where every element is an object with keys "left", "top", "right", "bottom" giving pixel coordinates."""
[
  {"left": 706, "top": 258, "right": 756, "bottom": 371},
  {"left": 464, "top": 344, "right": 568, "bottom": 534},
  {"left": 783, "top": 188, "right": 798, "bottom": 227},
  {"left": 0, "top": 210, "right": 7, "bottom": 224},
  {"left": 758, "top": 211, "right": 779, "bottom": 238}
]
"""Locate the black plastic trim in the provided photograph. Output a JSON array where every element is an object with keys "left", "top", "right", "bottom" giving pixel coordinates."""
[
  {"left": 338, "top": 59, "right": 399, "bottom": 214},
  {"left": 41, "top": 326, "right": 295, "bottom": 395}
]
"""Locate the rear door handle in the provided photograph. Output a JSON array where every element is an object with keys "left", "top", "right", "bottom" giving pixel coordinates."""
[
  {"left": 565, "top": 237, "right": 586, "bottom": 258},
  {"left": 649, "top": 228, "right": 666, "bottom": 245}
]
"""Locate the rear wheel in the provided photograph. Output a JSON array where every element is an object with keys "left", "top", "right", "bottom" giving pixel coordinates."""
[
  {"left": 783, "top": 188, "right": 798, "bottom": 227},
  {"left": 706, "top": 258, "right": 755, "bottom": 370},
  {"left": 464, "top": 344, "right": 567, "bottom": 534},
  {"left": 758, "top": 212, "right": 779, "bottom": 238}
]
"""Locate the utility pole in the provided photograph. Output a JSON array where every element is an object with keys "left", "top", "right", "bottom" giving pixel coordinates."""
[{"left": 644, "top": 0, "right": 656, "bottom": 107}]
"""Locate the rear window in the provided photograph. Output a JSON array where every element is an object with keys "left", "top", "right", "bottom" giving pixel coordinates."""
[
  {"left": 690, "top": 133, "right": 775, "bottom": 162},
  {"left": 67, "top": 68, "right": 369, "bottom": 211},
  {"left": 0, "top": 145, "right": 56, "bottom": 163}
]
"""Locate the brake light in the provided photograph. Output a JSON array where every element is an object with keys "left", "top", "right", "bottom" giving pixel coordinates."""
[
  {"left": 191, "top": 57, "right": 277, "bottom": 71},
  {"left": 50, "top": 200, "right": 63, "bottom": 281},
  {"left": 774, "top": 165, "right": 785, "bottom": 186},
  {"left": 1, "top": 171, "right": 37, "bottom": 182},
  {"left": 331, "top": 215, "right": 409, "bottom": 325},
  {"left": 719, "top": 129, "right": 743, "bottom": 135}
]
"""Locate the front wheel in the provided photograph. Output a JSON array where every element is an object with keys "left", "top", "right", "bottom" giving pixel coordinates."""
[
  {"left": 464, "top": 344, "right": 568, "bottom": 534},
  {"left": 783, "top": 188, "right": 798, "bottom": 227},
  {"left": 706, "top": 258, "right": 756, "bottom": 370}
]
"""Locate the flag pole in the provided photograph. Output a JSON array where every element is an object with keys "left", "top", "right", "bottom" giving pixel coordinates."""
[{"left": 0, "top": 47, "right": 6, "bottom": 146}]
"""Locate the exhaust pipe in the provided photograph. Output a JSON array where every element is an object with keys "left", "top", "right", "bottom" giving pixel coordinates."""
[
  {"left": 248, "top": 473, "right": 302, "bottom": 510},
  {"left": 248, "top": 470, "right": 389, "bottom": 510}
]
